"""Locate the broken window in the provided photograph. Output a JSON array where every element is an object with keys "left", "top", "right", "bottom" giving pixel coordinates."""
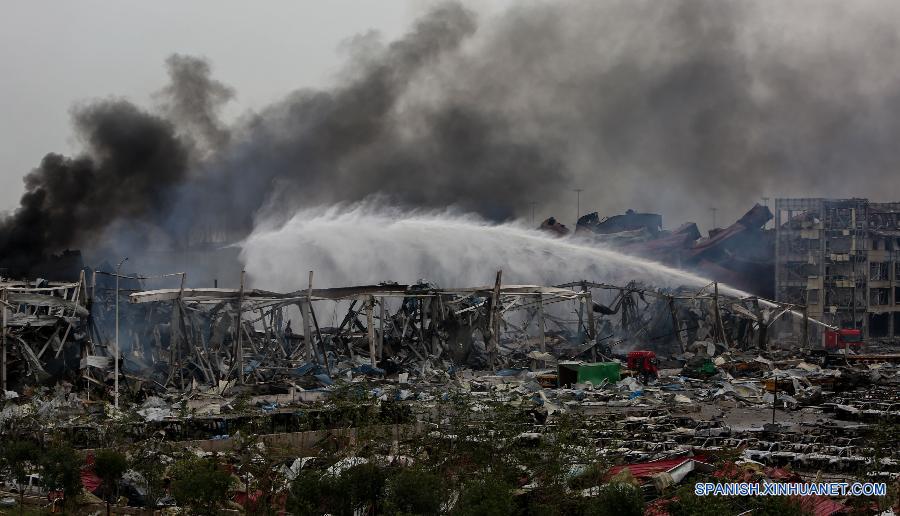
[
  {"left": 870, "top": 262, "right": 889, "bottom": 281},
  {"left": 870, "top": 288, "right": 890, "bottom": 306},
  {"left": 870, "top": 312, "right": 890, "bottom": 338}
]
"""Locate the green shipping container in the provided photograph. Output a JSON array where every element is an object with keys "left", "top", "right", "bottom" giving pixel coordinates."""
[{"left": 576, "top": 362, "right": 621, "bottom": 385}]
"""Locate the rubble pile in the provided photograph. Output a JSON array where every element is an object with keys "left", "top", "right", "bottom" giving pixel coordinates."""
[{"left": 1, "top": 269, "right": 898, "bottom": 513}]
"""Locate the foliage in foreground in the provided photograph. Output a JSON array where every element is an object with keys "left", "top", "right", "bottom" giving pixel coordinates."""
[{"left": 170, "top": 456, "right": 234, "bottom": 515}]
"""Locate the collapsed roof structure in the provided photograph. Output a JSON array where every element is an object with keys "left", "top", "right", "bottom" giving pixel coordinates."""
[
  {"left": 542, "top": 204, "right": 775, "bottom": 298},
  {"left": 1, "top": 263, "right": 823, "bottom": 399}
]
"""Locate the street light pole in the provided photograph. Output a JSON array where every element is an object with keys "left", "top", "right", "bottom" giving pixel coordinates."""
[
  {"left": 574, "top": 189, "right": 583, "bottom": 226},
  {"left": 114, "top": 257, "right": 128, "bottom": 409}
]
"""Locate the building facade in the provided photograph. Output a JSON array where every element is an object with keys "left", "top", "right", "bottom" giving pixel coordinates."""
[{"left": 775, "top": 198, "right": 900, "bottom": 340}]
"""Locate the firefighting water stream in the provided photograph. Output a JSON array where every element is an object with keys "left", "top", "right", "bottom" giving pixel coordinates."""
[{"left": 240, "top": 204, "right": 750, "bottom": 298}]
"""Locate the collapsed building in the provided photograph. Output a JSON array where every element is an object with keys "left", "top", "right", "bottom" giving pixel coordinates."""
[
  {"left": 543, "top": 205, "right": 775, "bottom": 298},
  {"left": 0, "top": 267, "right": 823, "bottom": 396},
  {"left": 1, "top": 264, "right": 898, "bottom": 514}
]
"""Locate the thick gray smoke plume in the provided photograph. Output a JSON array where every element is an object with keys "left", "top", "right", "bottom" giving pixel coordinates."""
[
  {"left": 6, "top": 0, "right": 900, "bottom": 278},
  {"left": 157, "top": 53, "right": 234, "bottom": 154},
  {"left": 192, "top": 0, "right": 900, "bottom": 229},
  {"left": 0, "top": 101, "right": 188, "bottom": 276}
]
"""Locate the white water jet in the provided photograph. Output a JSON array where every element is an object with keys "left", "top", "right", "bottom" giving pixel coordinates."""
[{"left": 239, "top": 203, "right": 750, "bottom": 300}]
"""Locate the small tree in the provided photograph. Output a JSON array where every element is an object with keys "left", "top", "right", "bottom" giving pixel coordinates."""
[
  {"left": 170, "top": 456, "right": 233, "bottom": 515},
  {"left": 341, "top": 462, "right": 387, "bottom": 514},
  {"left": 385, "top": 468, "right": 443, "bottom": 516},
  {"left": 287, "top": 469, "right": 340, "bottom": 516},
  {"left": 40, "top": 445, "right": 83, "bottom": 512},
  {"left": 583, "top": 482, "right": 645, "bottom": 516},
  {"left": 93, "top": 449, "right": 128, "bottom": 516},
  {"left": 453, "top": 473, "right": 514, "bottom": 516},
  {"left": 1, "top": 439, "right": 39, "bottom": 515}
]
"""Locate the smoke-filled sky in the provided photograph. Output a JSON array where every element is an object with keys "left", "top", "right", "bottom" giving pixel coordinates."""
[
  {"left": 0, "top": 0, "right": 425, "bottom": 208},
  {"left": 5, "top": 0, "right": 900, "bottom": 276}
]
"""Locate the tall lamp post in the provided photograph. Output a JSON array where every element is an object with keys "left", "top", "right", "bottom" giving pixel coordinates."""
[
  {"left": 114, "top": 257, "right": 128, "bottom": 409},
  {"left": 574, "top": 188, "right": 583, "bottom": 226}
]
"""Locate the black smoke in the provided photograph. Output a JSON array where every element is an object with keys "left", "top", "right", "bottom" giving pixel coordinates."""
[
  {"left": 0, "top": 101, "right": 188, "bottom": 277},
  {"left": 6, "top": 0, "right": 900, "bottom": 278}
]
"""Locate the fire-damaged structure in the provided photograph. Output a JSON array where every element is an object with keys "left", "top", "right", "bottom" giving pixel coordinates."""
[
  {"left": 2, "top": 266, "right": 822, "bottom": 397},
  {"left": 560, "top": 205, "right": 775, "bottom": 297},
  {"left": 124, "top": 280, "right": 596, "bottom": 390},
  {"left": 0, "top": 274, "right": 92, "bottom": 393},
  {"left": 776, "top": 197, "right": 900, "bottom": 342}
]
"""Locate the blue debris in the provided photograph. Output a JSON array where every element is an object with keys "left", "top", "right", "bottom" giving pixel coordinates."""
[
  {"left": 292, "top": 362, "right": 326, "bottom": 376},
  {"left": 314, "top": 373, "right": 333, "bottom": 386},
  {"left": 628, "top": 390, "right": 643, "bottom": 399},
  {"left": 496, "top": 368, "right": 527, "bottom": 377},
  {"left": 352, "top": 364, "right": 386, "bottom": 376},
  {"left": 661, "top": 384, "right": 684, "bottom": 391}
]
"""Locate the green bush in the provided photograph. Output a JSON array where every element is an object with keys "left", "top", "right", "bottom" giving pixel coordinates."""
[
  {"left": 342, "top": 462, "right": 388, "bottom": 513},
  {"left": 170, "top": 457, "right": 233, "bottom": 514},
  {"left": 453, "top": 473, "right": 514, "bottom": 516},
  {"left": 287, "top": 470, "right": 339, "bottom": 516},
  {"left": 385, "top": 468, "right": 444, "bottom": 515},
  {"left": 288, "top": 462, "right": 388, "bottom": 516},
  {"left": 568, "top": 463, "right": 608, "bottom": 490},
  {"left": 583, "top": 482, "right": 645, "bottom": 516}
]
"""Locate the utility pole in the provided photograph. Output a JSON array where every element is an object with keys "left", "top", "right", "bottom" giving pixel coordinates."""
[
  {"left": 761, "top": 197, "right": 770, "bottom": 228},
  {"left": 529, "top": 201, "right": 537, "bottom": 227},
  {"left": 236, "top": 269, "right": 246, "bottom": 383},
  {"left": 1, "top": 287, "right": 7, "bottom": 393},
  {"left": 574, "top": 189, "right": 583, "bottom": 226},
  {"left": 114, "top": 257, "right": 128, "bottom": 409},
  {"left": 709, "top": 207, "right": 718, "bottom": 230}
]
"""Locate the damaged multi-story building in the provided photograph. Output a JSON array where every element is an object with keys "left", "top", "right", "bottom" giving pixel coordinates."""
[{"left": 776, "top": 197, "right": 900, "bottom": 342}]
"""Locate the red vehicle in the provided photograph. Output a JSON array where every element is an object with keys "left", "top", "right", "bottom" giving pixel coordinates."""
[
  {"left": 627, "top": 351, "right": 659, "bottom": 380},
  {"left": 824, "top": 328, "right": 863, "bottom": 351}
]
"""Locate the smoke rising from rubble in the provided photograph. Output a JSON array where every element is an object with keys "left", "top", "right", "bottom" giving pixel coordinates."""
[
  {"left": 0, "top": 101, "right": 189, "bottom": 275},
  {"left": 241, "top": 202, "right": 748, "bottom": 297},
  {"left": 6, "top": 0, "right": 900, "bottom": 279}
]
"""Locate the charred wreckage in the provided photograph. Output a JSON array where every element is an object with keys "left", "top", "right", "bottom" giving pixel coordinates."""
[{"left": 0, "top": 203, "right": 898, "bottom": 514}]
